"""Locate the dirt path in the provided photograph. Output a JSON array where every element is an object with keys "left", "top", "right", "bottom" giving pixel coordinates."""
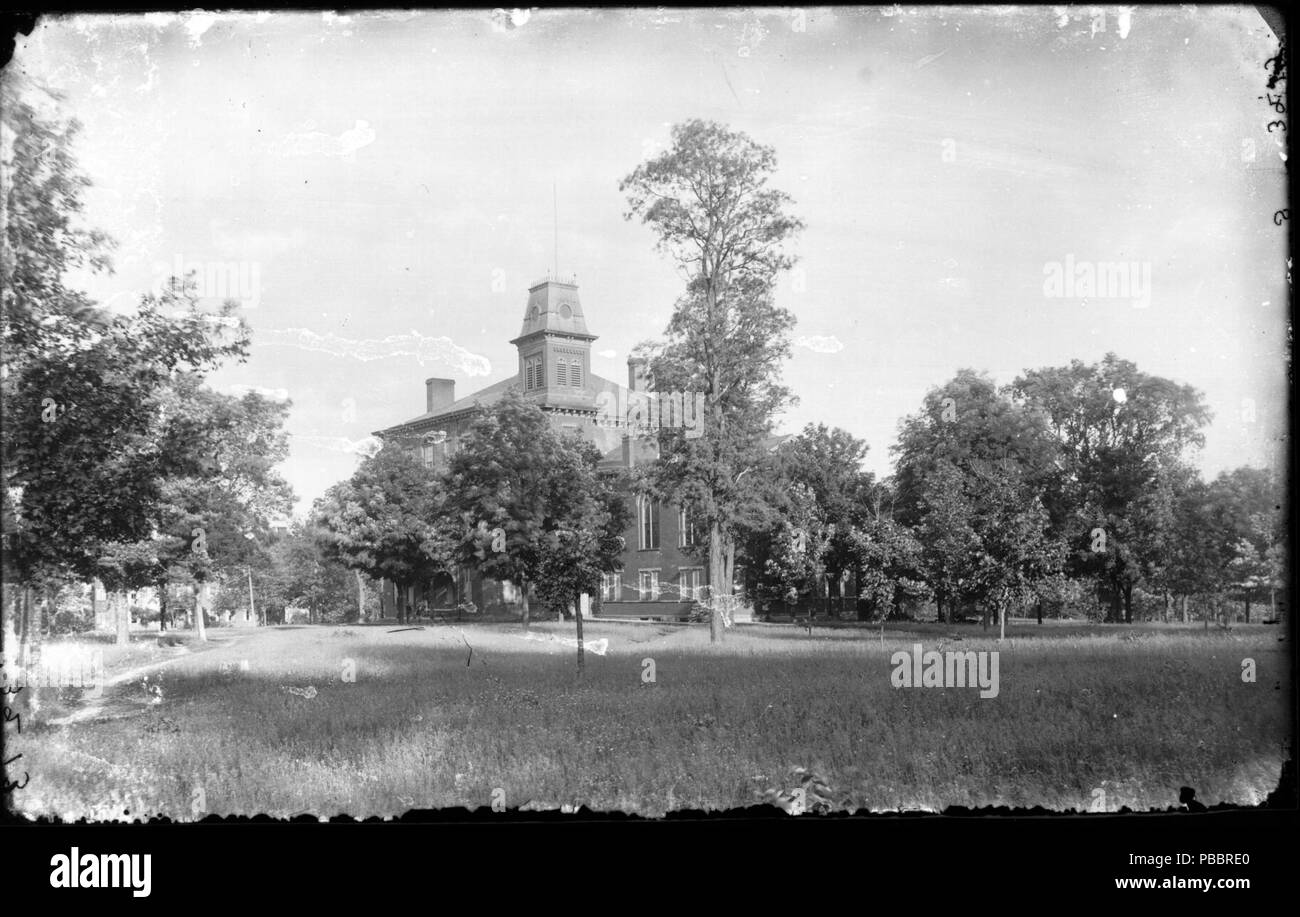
[{"left": 42, "top": 630, "right": 259, "bottom": 727}]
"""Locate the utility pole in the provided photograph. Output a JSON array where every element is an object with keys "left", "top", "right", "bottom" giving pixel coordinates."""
[{"left": 247, "top": 565, "right": 257, "bottom": 626}]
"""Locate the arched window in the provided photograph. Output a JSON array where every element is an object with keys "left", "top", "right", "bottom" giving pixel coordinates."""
[
  {"left": 638, "top": 495, "right": 660, "bottom": 550},
  {"left": 678, "top": 505, "right": 698, "bottom": 547}
]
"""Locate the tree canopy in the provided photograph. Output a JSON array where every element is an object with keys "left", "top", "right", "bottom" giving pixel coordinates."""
[{"left": 621, "top": 119, "right": 804, "bottom": 642}]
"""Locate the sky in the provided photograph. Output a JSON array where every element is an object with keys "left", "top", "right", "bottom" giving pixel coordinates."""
[{"left": 9, "top": 7, "right": 1289, "bottom": 516}]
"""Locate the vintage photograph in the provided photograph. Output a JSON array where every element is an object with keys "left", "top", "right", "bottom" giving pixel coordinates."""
[{"left": 1, "top": 6, "right": 1290, "bottom": 833}]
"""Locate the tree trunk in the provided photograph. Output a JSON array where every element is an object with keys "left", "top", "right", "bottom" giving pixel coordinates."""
[
  {"left": 18, "top": 585, "right": 34, "bottom": 664},
  {"left": 1181, "top": 594, "right": 1189, "bottom": 624},
  {"left": 999, "top": 603, "right": 1006, "bottom": 642},
  {"left": 115, "top": 591, "right": 130, "bottom": 646},
  {"left": 356, "top": 570, "right": 365, "bottom": 624},
  {"left": 158, "top": 580, "right": 169, "bottom": 632},
  {"left": 6, "top": 586, "right": 32, "bottom": 723},
  {"left": 1, "top": 585, "right": 15, "bottom": 661},
  {"left": 1162, "top": 590, "right": 1170, "bottom": 624},
  {"left": 708, "top": 523, "right": 724, "bottom": 644},
  {"left": 574, "top": 592, "right": 584, "bottom": 676},
  {"left": 519, "top": 577, "right": 530, "bottom": 627},
  {"left": 89, "top": 580, "right": 103, "bottom": 632},
  {"left": 194, "top": 582, "right": 208, "bottom": 642},
  {"left": 1122, "top": 582, "right": 1133, "bottom": 624},
  {"left": 1244, "top": 597, "right": 1250, "bottom": 624}
]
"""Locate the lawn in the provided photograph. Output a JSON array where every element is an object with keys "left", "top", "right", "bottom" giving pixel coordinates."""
[{"left": 5, "top": 619, "right": 1289, "bottom": 820}]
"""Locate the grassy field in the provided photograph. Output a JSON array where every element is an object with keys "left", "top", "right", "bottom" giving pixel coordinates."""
[{"left": 5, "top": 619, "right": 1289, "bottom": 820}]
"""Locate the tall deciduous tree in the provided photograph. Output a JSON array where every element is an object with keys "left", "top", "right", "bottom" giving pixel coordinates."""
[
  {"left": 533, "top": 438, "right": 630, "bottom": 673},
  {"left": 893, "top": 370, "right": 1060, "bottom": 623},
  {"left": 848, "top": 514, "right": 928, "bottom": 622},
  {"left": 1, "top": 76, "right": 251, "bottom": 651},
  {"left": 621, "top": 119, "right": 804, "bottom": 643},
  {"left": 914, "top": 460, "right": 984, "bottom": 623},
  {"left": 913, "top": 458, "right": 1059, "bottom": 634},
  {"left": 313, "top": 446, "right": 454, "bottom": 624},
  {"left": 1130, "top": 461, "right": 1203, "bottom": 622},
  {"left": 741, "top": 481, "right": 826, "bottom": 617},
  {"left": 149, "top": 376, "right": 294, "bottom": 637},
  {"left": 257, "top": 524, "right": 357, "bottom": 625},
  {"left": 1, "top": 76, "right": 114, "bottom": 375},
  {"left": 1012, "top": 354, "right": 1211, "bottom": 622},
  {"left": 774, "top": 424, "right": 878, "bottom": 616},
  {"left": 3, "top": 78, "right": 115, "bottom": 652},
  {"left": 1205, "top": 466, "right": 1283, "bottom": 623},
  {"left": 963, "top": 460, "right": 1061, "bottom": 639},
  {"left": 446, "top": 390, "right": 585, "bottom": 626},
  {"left": 893, "top": 369, "right": 1059, "bottom": 529}
]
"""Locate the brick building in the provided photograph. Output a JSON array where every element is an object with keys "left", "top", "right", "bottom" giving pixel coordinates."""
[{"left": 375, "top": 277, "right": 752, "bottom": 622}]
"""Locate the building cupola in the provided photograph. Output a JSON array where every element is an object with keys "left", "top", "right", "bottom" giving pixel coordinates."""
[{"left": 510, "top": 277, "right": 598, "bottom": 404}]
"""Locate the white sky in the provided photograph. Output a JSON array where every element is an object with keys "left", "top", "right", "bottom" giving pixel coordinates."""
[{"left": 10, "top": 7, "right": 1289, "bottom": 516}]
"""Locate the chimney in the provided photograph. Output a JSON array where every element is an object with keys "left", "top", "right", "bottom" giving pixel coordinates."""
[
  {"left": 425, "top": 378, "right": 454, "bottom": 414},
  {"left": 628, "top": 356, "right": 648, "bottom": 393}
]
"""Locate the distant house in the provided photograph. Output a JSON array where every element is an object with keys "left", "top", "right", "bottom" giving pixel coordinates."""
[{"left": 374, "top": 276, "right": 758, "bottom": 623}]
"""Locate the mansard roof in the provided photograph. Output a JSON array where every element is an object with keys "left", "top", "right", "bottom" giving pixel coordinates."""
[{"left": 511, "top": 278, "right": 596, "bottom": 343}]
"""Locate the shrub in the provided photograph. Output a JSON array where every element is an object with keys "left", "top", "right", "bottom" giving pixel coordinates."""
[{"left": 50, "top": 605, "right": 94, "bottom": 635}]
